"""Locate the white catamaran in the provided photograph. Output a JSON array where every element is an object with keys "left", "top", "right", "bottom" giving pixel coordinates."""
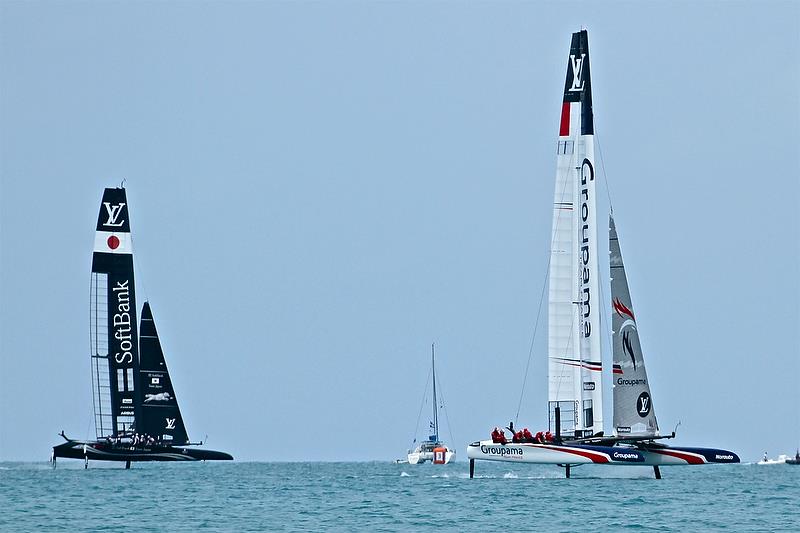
[
  {"left": 466, "top": 30, "right": 739, "bottom": 478},
  {"left": 406, "top": 344, "right": 455, "bottom": 465}
]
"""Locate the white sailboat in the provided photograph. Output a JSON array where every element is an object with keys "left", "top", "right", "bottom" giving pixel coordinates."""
[
  {"left": 466, "top": 30, "right": 738, "bottom": 478},
  {"left": 406, "top": 344, "right": 455, "bottom": 465}
]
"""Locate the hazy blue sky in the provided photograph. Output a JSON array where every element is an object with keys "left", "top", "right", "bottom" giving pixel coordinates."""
[{"left": 1, "top": 1, "right": 798, "bottom": 463}]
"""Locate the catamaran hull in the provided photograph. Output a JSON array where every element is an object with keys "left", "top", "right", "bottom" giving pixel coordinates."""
[
  {"left": 408, "top": 450, "right": 456, "bottom": 464},
  {"left": 467, "top": 441, "right": 646, "bottom": 465},
  {"left": 466, "top": 441, "right": 739, "bottom": 466},
  {"left": 636, "top": 446, "right": 739, "bottom": 465},
  {"left": 52, "top": 440, "right": 233, "bottom": 462}
]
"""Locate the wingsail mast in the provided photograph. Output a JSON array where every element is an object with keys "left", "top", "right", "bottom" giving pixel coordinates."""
[
  {"left": 548, "top": 29, "right": 603, "bottom": 439},
  {"left": 90, "top": 187, "right": 140, "bottom": 438}
]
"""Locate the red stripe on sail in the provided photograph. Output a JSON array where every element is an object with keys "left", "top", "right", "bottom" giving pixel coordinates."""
[{"left": 559, "top": 102, "right": 570, "bottom": 136}]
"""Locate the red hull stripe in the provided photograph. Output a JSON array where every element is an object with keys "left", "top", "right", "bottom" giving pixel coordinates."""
[
  {"left": 541, "top": 445, "right": 609, "bottom": 463},
  {"left": 650, "top": 449, "right": 706, "bottom": 465},
  {"left": 559, "top": 102, "right": 570, "bottom": 136}
]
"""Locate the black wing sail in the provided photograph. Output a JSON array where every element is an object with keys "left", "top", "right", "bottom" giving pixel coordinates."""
[
  {"left": 138, "top": 302, "right": 189, "bottom": 445},
  {"left": 90, "top": 187, "right": 141, "bottom": 438}
]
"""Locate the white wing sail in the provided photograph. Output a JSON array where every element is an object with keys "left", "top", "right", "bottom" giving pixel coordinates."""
[{"left": 548, "top": 30, "right": 603, "bottom": 438}]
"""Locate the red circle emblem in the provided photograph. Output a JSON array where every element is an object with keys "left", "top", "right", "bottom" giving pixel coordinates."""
[{"left": 107, "top": 235, "right": 120, "bottom": 250}]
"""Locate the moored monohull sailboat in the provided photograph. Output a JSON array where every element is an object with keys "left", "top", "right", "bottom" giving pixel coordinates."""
[
  {"left": 405, "top": 344, "right": 455, "bottom": 465},
  {"left": 466, "top": 30, "right": 738, "bottom": 478},
  {"left": 52, "top": 187, "right": 232, "bottom": 467}
]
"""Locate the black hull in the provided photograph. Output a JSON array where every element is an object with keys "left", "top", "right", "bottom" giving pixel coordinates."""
[{"left": 52, "top": 440, "right": 233, "bottom": 462}]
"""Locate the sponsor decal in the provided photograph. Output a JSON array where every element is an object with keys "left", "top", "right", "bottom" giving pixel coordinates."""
[
  {"left": 617, "top": 426, "right": 631, "bottom": 434},
  {"left": 165, "top": 418, "right": 176, "bottom": 430},
  {"left": 637, "top": 392, "right": 651, "bottom": 417},
  {"left": 583, "top": 381, "right": 596, "bottom": 391},
  {"left": 122, "top": 398, "right": 132, "bottom": 404},
  {"left": 612, "top": 451, "right": 640, "bottom": 461},
  {"left": 112, "top": 281, "right": 134, "bottom": 364},
  {"left": 569, "top": 54, "right": 586, "bottom": 92},
  {"left": 102, "top": 202, "right": 126, "bottom": 228},
  {"left": 617, "top": 378, "right": 647, "bottom": 386},
  {"left": 579, "top": 158, "right": 595, "bottom": 339},
  {"left": 480, "top": 445, "right": 523, "bottom": 457},
  {"left": 151, "top": 377, "right": 160, "bottom": 385},
  {"left": 145, "top": 392, "right": 172, "bottom": 403},
  {"left": 715, "top": 454, "right": 734, "bottom": 461}
]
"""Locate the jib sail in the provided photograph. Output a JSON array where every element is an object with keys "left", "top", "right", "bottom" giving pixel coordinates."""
[
  {"left": 610, "top": 215, "right": 659, "bottom": 437},
  {"left": 138, "top": 302, "right": 189, "bottom": 444}
]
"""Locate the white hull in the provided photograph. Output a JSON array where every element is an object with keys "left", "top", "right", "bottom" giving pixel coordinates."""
[
  {"left": 757, "top": 455, "right": 789, "bottom": 465},
  {"left": 407, "top": 449, "right": 456, "bottom": 465},
  {"left": 467, "top": 440, "right": 627, "bottom": 465},
  {"left": 467, "top": 440, "right": 738, "bottom": 466}
]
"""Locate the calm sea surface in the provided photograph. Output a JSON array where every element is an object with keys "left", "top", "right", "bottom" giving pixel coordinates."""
[{"left": 1, "top": 460, "right": 797, "bottom": 532}]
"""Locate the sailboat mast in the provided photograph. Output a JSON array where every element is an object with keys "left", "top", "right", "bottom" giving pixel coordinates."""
[{"left": 431, "top": 343, "right": 439, "bottom": 441}]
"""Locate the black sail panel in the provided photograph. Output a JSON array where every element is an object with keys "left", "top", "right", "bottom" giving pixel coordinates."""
[
  {"left": 90, "top": 187, "right": 140, "bottom": 438},
  {"left": 562, "top": 29, "right": 593, "bottom": 135},
  {"left": 138, "top": 302, "right": 189, "bottom": 445}
]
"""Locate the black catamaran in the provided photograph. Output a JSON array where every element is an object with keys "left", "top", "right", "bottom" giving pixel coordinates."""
[{"left": 52, "top": 187, "right": 232, "bottom": 467}]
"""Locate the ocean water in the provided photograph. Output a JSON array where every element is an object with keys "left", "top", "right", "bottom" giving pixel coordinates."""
[{"left": 1, "top": 460, "right": 798, "bottom": 532}]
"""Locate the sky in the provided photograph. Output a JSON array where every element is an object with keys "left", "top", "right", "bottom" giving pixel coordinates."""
[{"left": 1, "top": 1, "right": 798, "bottom": 463}]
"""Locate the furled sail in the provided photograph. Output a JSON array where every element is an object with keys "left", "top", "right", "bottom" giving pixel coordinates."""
[
  {"left": 610, "top": 215, "right": 659, "bottom": 436},
  {"left": 90, "top": 187, "right": 141, "bottom": 438},
  {"left": 548, "top": 29, "right": 603, "bottom": 437},
  {"left": 138, "top": 302, "right": 189, "bottom": 445}
]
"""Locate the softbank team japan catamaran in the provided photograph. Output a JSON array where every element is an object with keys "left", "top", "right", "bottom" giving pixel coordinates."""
[
  {"left": 466, "top": 30, "right": 738, "bottom": 479},
  {"left": 51, "top": 187, "right": 232, "bottom": 468}
]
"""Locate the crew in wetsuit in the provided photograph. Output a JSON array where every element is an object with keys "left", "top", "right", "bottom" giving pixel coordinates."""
[{"left": 494, "top": 428, "right": 507, "bottom": 444}]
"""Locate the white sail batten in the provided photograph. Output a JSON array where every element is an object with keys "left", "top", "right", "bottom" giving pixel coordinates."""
[{"left": 547, "top": 30, "right": 602, "bottom": 438}]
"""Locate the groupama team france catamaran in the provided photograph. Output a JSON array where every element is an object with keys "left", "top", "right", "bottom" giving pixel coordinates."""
[
  {"left": 466, "top": 30, "right": 738, "bottom": 479},
  {"left": 52, "top": 187, "right": 232, "bottom": 468}
]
